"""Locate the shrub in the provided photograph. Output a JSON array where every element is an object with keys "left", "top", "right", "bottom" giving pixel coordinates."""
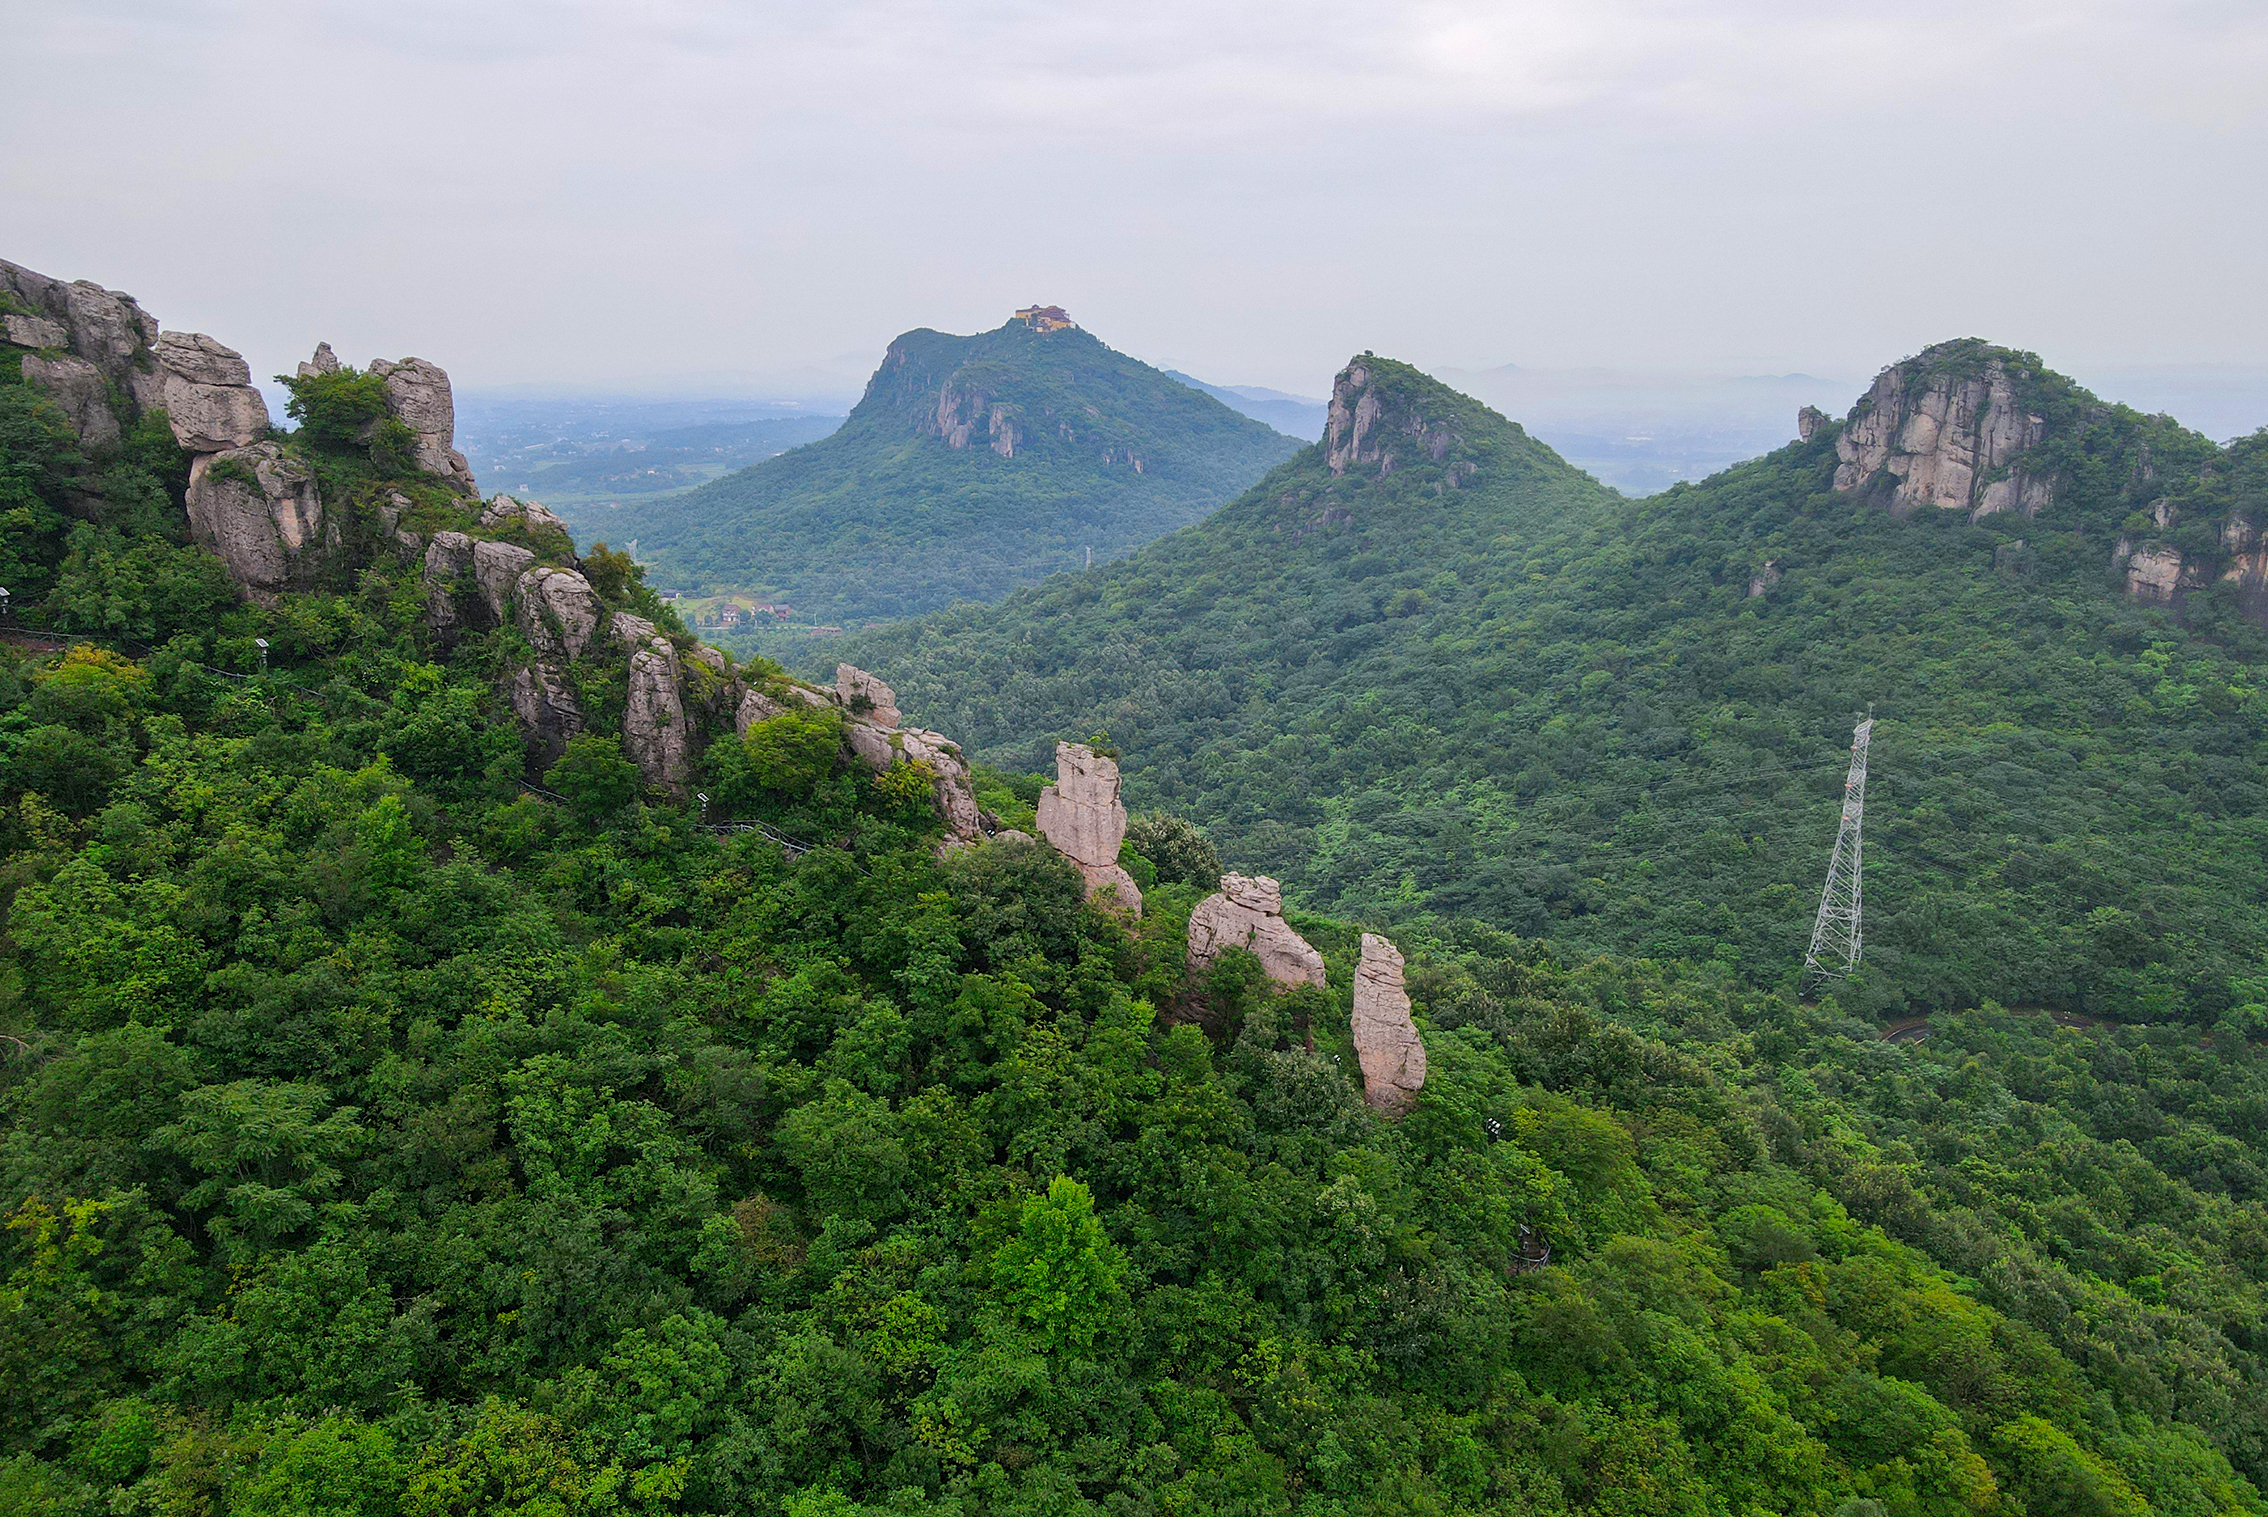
[
  {"left": 1127, "top": 810, "right": 1220, "bottom": 888},
  {"left": 278, "top": 368, "right": 389, "bottom": 453}
]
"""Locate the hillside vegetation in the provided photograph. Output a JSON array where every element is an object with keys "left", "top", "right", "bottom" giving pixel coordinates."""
[
  {"left": 7, "top": 309, "right": 2268, "bottom": 1516},
  {"left": 624, "top": 320, "right": 1300, "bottom": 623},
  {"left": 837, "top": 349, "right": 2268, "bottom": 1029}
]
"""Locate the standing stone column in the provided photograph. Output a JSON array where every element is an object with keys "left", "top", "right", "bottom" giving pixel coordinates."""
[
  {"left": 1352, "top": 933, "right": 1426, "bottom": 1116},
  {"left": 1036, "top": 741, "right": 1142, "bottom": 915}
]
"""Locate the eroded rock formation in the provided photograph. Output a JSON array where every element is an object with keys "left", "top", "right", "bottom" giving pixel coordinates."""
[
  {"left": 1187, "top": 874, "right": 1323, "bottom": 987},
  {"left": 838, "top": 663, "right": 902, "bottom": 727},
  {"left": 2113, "top": 521, "right": 2268, "bottom": 621},
  {"left": 1036, "top": 742, "right": 1142, "bottom": 914},
  {"left": 184, "top": 444, "right": 334, "bottom": 605},
  {"left": 812, "top": 664, "right": 986, "bottom": 843},
  {"left": 148, "top": 332, "right": 269, "bottom": 453},
  {"left": 617, "top": 613, "right": 692, "bottom": 795},
  {"left": 1797, "top": 405, "right": 1830, "bottom": 443},
  {"left": 1324, "top": 355, "right": 1464, "bottom": 481},
  {"left": 1351, "top": 933, "right": 1426, "bottom": 1116},
  {"left": 1832, "top": 347, "right": 2052, "bottom": 519},
  {"left": 369, "top": 356, "right": 479, "bottom": 494},
  {"left": 1, "top": 259, "right": 159, "bottom": 450},
  {"left": 481, "top": 495, "right": 573, "bottom": 540}
]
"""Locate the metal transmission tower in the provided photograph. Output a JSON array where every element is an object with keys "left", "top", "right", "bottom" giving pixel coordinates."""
[{"left": 1802, "top": 714, "right": 1875, "bottom": 988}]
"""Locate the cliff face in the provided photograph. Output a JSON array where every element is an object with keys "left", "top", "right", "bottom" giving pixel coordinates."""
[
  {"left": 1323, "top": 355, "right": 1474, "bottom": 485},
  {"left": 1832, "top": 342, "right": 2053, "bottom": 520}
]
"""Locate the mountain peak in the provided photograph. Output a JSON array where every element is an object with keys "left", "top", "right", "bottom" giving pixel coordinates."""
[
  {"left": 1830, "top": 337, "right": 2075, "bottom": 520},
  {"left": 1323, "top": 353, "right": 1497, "bottom": 484}
]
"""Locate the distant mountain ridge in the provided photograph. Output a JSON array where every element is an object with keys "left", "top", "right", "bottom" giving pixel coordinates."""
[
  {"left": 1161, "top": 369, "right": 1328, "bottom": 440},
  {"left": 835, "top": 340, "right": 2268, "bottom": 1023},
  {"left": 620, "top": 315, "right": 1300, "bottom": 622}
]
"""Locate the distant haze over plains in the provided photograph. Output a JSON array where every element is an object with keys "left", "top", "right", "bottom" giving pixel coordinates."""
[{"left": 7, "top": 1, "right": 2265, "bottom": 434}]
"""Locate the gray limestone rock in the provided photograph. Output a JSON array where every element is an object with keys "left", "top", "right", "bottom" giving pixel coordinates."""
[
  {"left": 472, "top": 540, "right": 537, "bottom": 624},
  {"left": 19, "top": 353, "right": 121, "bottom": 450},
  {"left": 296, "top": 342, "right": 341, "bottom": 379},
  {"left": 515, "top": 566, "right": 603, "bottom": 662},
  {"left": 480, "top": 494, "right": 572, "bottom": 539},
  {"left": 3, "top": 313, "right": 68, "bottom": 349},
  {"left": 508, "top": 662, "right": 585, "bottom": 767},
  {"left": 1324, "top": 356, "right": 1461, "bottom": 480},
  {"left": 184, "top": 443, "right": 334, "bottom": 605},
  {"left": 0, "top": 260, "right": 157, "bottom": 402},
  {"left": 1187, "top": 874, "right": 1323, "bottom": 987},
  {"left": 375, "top": 491, "right": 425, "bottom": 564},
  {"left": 735, "top": 687, "right": 788, "bottom": 735},
  {"left": 1833, "top": 351, "right": 2053, "bottom": 520},
  {"left": 1351, "top": 933, "right": 1426, "bottom": 1117},
  {"left": 422, "top": 531, "right": 477, "bottom": 635},
  {"left": 615, "top": 612, "right": 691, "bottom": 794},
  {"left": 836, "top": 663, "right": 900, "bottom": 727},
  {"left": 1797, "top": 405, "right": 1830, "bottom": 443},
  {"left": 1036, "top": 741, "right": 1139, "bottom": 914},
  {"left": 370, "top": 356, "right": 479, "bottom": 494},
  {"left": 900, "top": 727, "right": 986, "bottom": 844},
  {"left": 149, "top": 332, "right": 269, "bottom": 453}
]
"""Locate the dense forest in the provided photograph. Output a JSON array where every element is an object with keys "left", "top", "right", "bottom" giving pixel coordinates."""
[
  {"left": 838, "top": 350, "right": 2268, "bottom": 1029},
  {"left": 623, "top": 320, "right": 1300, "bottom": 623},
  {"left": 5, "top": 314, "right": 2268, "bottom": 1516}
]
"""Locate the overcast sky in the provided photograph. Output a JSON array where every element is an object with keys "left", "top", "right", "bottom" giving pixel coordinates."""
[{"left": 6, "top": 0, "right": 2264, "bottom": 404}]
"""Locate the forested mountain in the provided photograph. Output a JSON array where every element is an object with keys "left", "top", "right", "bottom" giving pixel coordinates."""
[
  {"left": 837, "top": 345, "right": 2268, "bottom": 1028},
  {"left": 6, "top": 263, "right": 2268, "bottom": 1517},
  {"left": 620, "top": 315, "right": 1301, "bottom": 623}
]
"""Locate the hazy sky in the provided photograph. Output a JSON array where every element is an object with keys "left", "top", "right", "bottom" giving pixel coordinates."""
[{"left": 7, "top": 0, "right": 2264, "bottom": 402}]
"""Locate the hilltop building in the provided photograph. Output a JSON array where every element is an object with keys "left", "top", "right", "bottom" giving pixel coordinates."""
[{"left": 1013, "top": 304, "right": 1074, "bottom": 333}]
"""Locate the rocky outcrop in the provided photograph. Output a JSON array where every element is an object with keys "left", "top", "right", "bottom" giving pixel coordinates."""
[
  {"left": 930, "top": 382, "right": 1019, "bottom": 458},
  {"left": 1324, "top": 355, "right": 1462, "bottom": 480},
  {"left": 517, "top": 566, "right": 603, "bottom": 662},
  {"left": 837, "top": 663, "right": 901, "bottom": 727},
  {"left": 473, "top": 540, "right": 538, "bottom": 623},
  {"left": 1747, "top": 560, "right": 1782, "bottom": 598},
  {"left": 1351, "top": 933, "right": 1426, "bottom": 1116},
  {"left": 2122, "top": 543, "right": 2187, "bottom": 603},
  {"left": 17, "top": 352, "right": 124, "bottom": 450},
  {"left": 421, "top": 533, "right": 478, "bottom": 636},
  {"left": 824, "top": 663, "right": 985, "bottom": 843},
  {"left": 1797, "top": 405, "right": 1830, "bottom": 443},
  {"left": 147, "top": 332, "right": 270, "bottom": 453},
  {"left": 616, "top": 613, "right": 691, "bottom": 794},
  {"left": 184, "top": 444, "right": 335, "bottom": 605},
  {"left": 1036, "top": 742, "right": 1141, "bottom": 913},
  {"left": 2112, "top": 529, "right": 2268, "bottom": 623},
  {"left": 1832, "top": 346, "right": 2052, "bottom": 519},
  {"left": 508, "top": 663, "right": 584, "bottom": 765},
  {"left": 3, "top": 260, "right": 163, "bottom": 451},
  {"left": 1187, "top": 874, "right": 1324, "bottom": 987},
  {"left": 296, "top": 342, "right": 340, "bottom": 379},
  {"left": 2, "top": 312, "right": 68, "bottom": 350},
  {"left": 480, "top": 495, "right": 572, "bottom": 540},
  {"left": 369, "top": 356, "right": 479, "bottom": 494}
]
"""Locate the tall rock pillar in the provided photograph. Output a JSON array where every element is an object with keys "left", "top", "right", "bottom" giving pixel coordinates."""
[
  {"left": 1036, "top": 741, "right": 1142, "bottom": 914},
  {"left": 1351, "top": 933, "right": 1426, "bottom": 1116}
]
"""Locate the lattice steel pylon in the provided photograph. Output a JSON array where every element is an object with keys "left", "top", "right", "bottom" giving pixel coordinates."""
[{"left": 1802, "top": 713, "right": 1875, "bottom": 989}]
